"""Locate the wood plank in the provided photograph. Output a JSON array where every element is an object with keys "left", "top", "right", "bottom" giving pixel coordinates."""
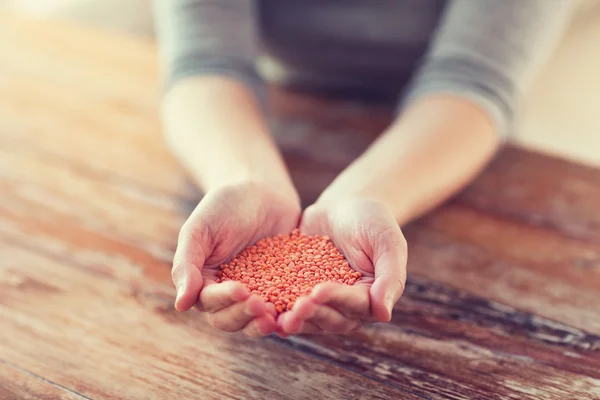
[
  {"left": 0, "top": 244, "right": 415, "bottom": 400},
  {"left": 3, "top": 169, "right": 598, "bottom": 397},
  {"left": 421, "top": 205, "right": 600, "bottom": 286},
  {"left": 273, "top": 275, "right": 600, "bottom": 399},
  {"left": 458, "top": 146, "right": 600, "bottom": 243},
  {"left": 4, "top": 226, "right": 598, "bottom": 399},
  {"left": 1, "top": 12, "right": 600, "bottom": 399},
  {"left": 0, "top": 148, "right": 183, "bottom": 254},
  {"left": 405, "top": 225, "right": 600, "bottom": 334},
  {"left": 0, "top": 362, "right": 85, "bottom": 400},
  {"left": 0, "top": 11, "right": 189, "bottom": 199},
  {"left": 2, "top": 147, "right": 599, "bottom": 334},
  {"left": 281, "top": 330, "right": 600, "bottom": 400},
  {"left": 2, "top": 195, "right": 599, "bottom": 397}
]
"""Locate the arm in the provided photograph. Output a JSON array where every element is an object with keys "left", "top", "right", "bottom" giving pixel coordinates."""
[
  {"left": 282, "top": 0, "right": 574, "bottom": 335},
  {"left": 153, "top": 0, "right": 299, "bottom": 337},
  {"left": 153, "top": 0, "right": 296, "bottom": 199},
  {"left": 161, "top": 77, "right": 297, "bottom": 200},
  {"left": 317, "top": 0, "right": 574, "bottom": 225}
]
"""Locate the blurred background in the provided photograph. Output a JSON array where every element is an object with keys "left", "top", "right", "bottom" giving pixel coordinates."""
[{"left": 3, "top": 0, "right": 599, "bottom": 166}]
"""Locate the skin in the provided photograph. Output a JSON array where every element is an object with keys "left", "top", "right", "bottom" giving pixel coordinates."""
[
  {"left": 282, "top": 96, "right": 499, "bottom": 334},
  {"left": 172, "top": 182, "right": 300, "bottom": 336},
  {"left": 163, "top": 78, "right": 300, "bottom": 336},
  {"left": 162, "top": 75, "right": 499, "bottom": 337}
]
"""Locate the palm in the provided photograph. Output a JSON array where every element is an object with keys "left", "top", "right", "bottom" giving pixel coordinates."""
[
  {"left": 279, "top": 198, "right": 407, "bottom": 334},
  {"left": 300, "top": 199, "right": 396, "bottom": 285},
  {"left": 171, "top": 182, "right": 300, "bottom": 337},
  {"left": 196, "top": 183, "right": 300, "bottom": 285}
]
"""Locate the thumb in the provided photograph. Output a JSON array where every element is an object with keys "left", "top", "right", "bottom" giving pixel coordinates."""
[
  {"left": 173, "top": 261, "right": 204, "bottom": 311},
  {"left": 172, "top": 222, "right": 208, "bottom": 312},
  {"left": 369, "top": 228, "right": 407, "bottom": 322}
]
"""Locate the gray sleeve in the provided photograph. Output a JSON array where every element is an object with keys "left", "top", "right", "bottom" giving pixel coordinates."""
[
  {"left": 152, "top": 0, "right": 265, "bottom": 103},
  {"left": 402, "top": 0, "right": 574, "bottom": 139}
]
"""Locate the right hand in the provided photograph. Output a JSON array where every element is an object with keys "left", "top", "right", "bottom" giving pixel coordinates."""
[{"left": 172, "top": 181, "right": 301, "bottom": 337}]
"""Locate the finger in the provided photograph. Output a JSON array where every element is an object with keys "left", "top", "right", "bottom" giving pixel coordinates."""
[
  {"left": 242, "top": 315, "right": 278, "bottom": 337},
  {"left": 306, "top": 305, "right": 359, "bottom": 333},
  {"left": 370, "top": 228, "right": 407, "bottom": 322},
  {"left": 283, "top": 298, "right": 358, "bottom": 334},
  {"left": 172, "top": 261, "right": 204, "bottom": 312},
  {"left": 208, "top": 295, "right": 271, "bottom": 333},
  {"left": 199, "top": 281, "right": 251, "bottom": 312},
  {"left": 278, "top": 311, "right": 324, "bottom": 335},
  {"left": 278, "top": 297, "right": 316, "bottom": 334},
  {"left": 310, "top": 282, "right": 371, "bottom": 320},
  {"left": 307, "top": 305, "right": 359, "bottom": 334},
  {"left": 172, "top": 216, "right": 210, "bottom": 312},
  {"left": 370, "top": 274, "right": 405, "bottom": 322},
  {"left": 265, "top": 302, "right": 278, "bottom": 318}
]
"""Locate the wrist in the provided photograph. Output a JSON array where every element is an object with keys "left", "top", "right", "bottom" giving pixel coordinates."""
[
  {"left": 210, "top": 177, "right": 300, "bottom": 205},
  {"left": 319, "top": 95, "right": 499, "bottom": 225},
  {"left": 161, "top": 76, "right": 298, "bottom": 201},
  {"left": 317, "top": 188, "right": 401, "bottom": 217}
]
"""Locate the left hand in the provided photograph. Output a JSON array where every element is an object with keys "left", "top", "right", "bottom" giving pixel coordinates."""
[{"left": 278, "top": 198, "right": 407, "bottom": 335}]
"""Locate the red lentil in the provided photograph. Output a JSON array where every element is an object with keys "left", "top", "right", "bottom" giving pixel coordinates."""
[{"left": 217, "top": 229, "right": 360, "bottom": 313}]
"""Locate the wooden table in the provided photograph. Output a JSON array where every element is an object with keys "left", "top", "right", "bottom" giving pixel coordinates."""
[{"left": 1, "top": 12, "right": 599, "bottom": 400}]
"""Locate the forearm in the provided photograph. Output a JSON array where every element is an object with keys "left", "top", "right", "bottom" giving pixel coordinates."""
[
  {"left": 318, "top": 0, "right": 573, "bottom": 225},
  {"left": 153, "top": 1, "right": 294, "bottom": 196},
  {"left": 317, "top": 95, "right": 499, "bottom": 225},
  {"left": 161, "top": 76, "right": 297, "bottom": 200}
]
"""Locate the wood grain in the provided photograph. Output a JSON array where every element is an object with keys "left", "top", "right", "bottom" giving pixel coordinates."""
[
  {"left": 1, "top": 11, "right": 600, "bottom": 400},
  {"left": 0, "top": 244, "right": 417, "bottom": 400},
  {"left": 0, "top": 362, "right": 85, "bottom": 400},
  {"left": 405, "top": 224, "right": 600, "bottom": 334},
  {"left": 459, "top": 147, "right": 600, "bottom": 243},
  {"left": 1, "top": 144, "right": 599, "bottom": 335},
  {"left": 277, "top": 276, "right": 600, "bottom": 399}
]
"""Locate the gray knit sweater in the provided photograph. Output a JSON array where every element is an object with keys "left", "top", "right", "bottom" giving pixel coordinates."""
[{"left": 153, "top": 0, "right": 573, "bottom": 138}]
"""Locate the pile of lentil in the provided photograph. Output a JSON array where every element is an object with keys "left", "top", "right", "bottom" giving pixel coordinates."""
[{"left": 217, "top": 229, "right": 360, "bottom": 313}]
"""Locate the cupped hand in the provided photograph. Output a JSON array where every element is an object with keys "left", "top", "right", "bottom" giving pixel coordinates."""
[
  {"left": 278, "top": 198, "right": 407, "bottom": 335},
  {"left": 172, "top": 181, "right": 301, "bottom": 337}
]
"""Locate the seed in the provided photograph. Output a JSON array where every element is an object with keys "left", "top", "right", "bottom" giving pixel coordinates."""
[{"left": 217, "top": 229, "right": 360, "bottom": 315}]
